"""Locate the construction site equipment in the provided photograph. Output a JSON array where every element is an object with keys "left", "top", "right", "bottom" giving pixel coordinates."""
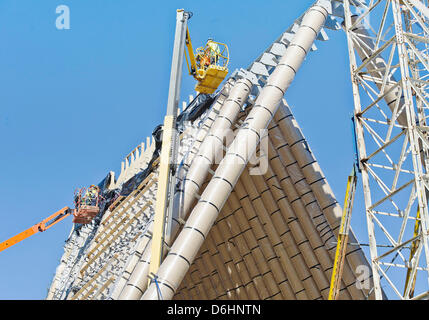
[
  {"left": 0, "top": 184, "right": 102, "bottom": 253},
  {"left": 0, "top": 207, "right": 71, "bottom": 253},
  {"left": 148, "top": 9, "right": 190, "bottom": 288},
  {"left": 343, "top": 0, "right": 429, "bottom": 299},
  {"left": 72, "top": 185, "right": 101, "bottom": 224},
  {"left": 329, "top": 165, "right": 358, "bottom": 300},
  {"left": 0, "top": 183, "right": 104, "bottom": 254},
  {"left": 184, "top": 19, "right": 229, "bottom": 94},
  {"left": 404, "top": 207, "right": 421, "bottom": 298},
  {"left": 147, "top": 9, "right": 231, "bottom": 290}
]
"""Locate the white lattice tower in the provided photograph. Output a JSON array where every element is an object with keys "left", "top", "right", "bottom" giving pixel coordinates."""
[{"left": 342, "top": 0, "right": 429, "bottom": 299}]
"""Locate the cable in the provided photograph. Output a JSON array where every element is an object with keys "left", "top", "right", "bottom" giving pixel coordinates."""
[
  {"left": 149, "top": 272, "right": 163, "bottom": 300},
  {"left": 154, "top": 276, "right": 163, "bottom": 300}
]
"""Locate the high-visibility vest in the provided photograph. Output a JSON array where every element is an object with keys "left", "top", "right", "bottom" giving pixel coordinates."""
[
  {"left": 84, "top": 188, "right": 97, "bottom": 204},
  {"left": 207, "top": 41, "right": 220, "bottom": 56}
]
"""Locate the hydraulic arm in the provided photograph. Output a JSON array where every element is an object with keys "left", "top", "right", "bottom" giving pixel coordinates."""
[
  {"left": 184, "top": 19, "right": 229, "bottom": 94},
  {"left": 329, "top": 166, "right": 357, "bottom": 300},
  {"left": 185, "top": 27, "right": 197, "bottom": 77},
  {"left": 0, "top": 207, "right": 71, "bottom": 253},
  {"left": 0, "top": 185, "right": 101, "bottom": 253}
]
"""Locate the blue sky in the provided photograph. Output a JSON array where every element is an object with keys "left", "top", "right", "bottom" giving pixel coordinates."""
[{"left": 0, "top": 0, "right": 374, "bottom": 299}]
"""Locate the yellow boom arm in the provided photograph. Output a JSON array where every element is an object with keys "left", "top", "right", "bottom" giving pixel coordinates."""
[
  {"left": 185, "top": 27, "right": 197, "bottom": 76},
  {"left": 184, "top": 25, "right": 229, "bottom": 94},
  {"left": 328, "top": 166, "right": 357, "bottom": 300}
]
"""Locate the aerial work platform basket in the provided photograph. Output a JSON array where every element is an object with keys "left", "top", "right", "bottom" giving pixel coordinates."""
[
  {"left": 195, "top": 64, "right": 229, "bottom": 94},
  {"left": 73, "top": 205, "right": 99, "bottom": 224},
  {"left": 185, "top": 37, "right": 229, "bottom": 94},
  {"left": 73, "top": 185, "right": 101, "bottom": 224}
]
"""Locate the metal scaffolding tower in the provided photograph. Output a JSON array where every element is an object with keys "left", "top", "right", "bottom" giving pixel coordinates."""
[{"left": 343, "top": 0, "right": 429, "bottom": 299}]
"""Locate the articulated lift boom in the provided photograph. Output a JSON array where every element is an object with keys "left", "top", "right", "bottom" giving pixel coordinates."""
[
  {"left": 0, "top": 185, "right": 102, "bottom": 253},
  {"left": 0, "top": 207, "right": 71, "bottom": 253},
  {"left": 328, "top": 165, "right": 358, "bottom": 300},
  {"left": 184, "top": 19, "right": 229, "bottom": 94}
]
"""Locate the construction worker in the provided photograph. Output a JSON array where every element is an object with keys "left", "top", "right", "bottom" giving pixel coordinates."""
[
  {"left": 84, "top": 185, "right": 99, "bottom": 206},
  {"left": 195, "top": 49, "right": 207, "bottom": 70},
  {"left": 207, "top": 38, "right": 220, "bottom": 65}
]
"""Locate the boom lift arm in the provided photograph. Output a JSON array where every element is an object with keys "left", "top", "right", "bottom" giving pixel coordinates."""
[
  {"left": 184, "top": 23, "right": 229, "bottom": 94},
  {"left": 0, "top": 185, "right": 102, "bottom": 253},
  {"left": 185, "top": 27, "right": 197, "bottom": 77},
  {"left": 328, "top": 165, "right": 358, "bottom": 300},
  {"left": 0, "top": 207, "right": 71, "bottom": 253}
]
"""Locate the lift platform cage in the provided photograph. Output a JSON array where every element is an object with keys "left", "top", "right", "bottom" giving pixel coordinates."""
[
  {"left": 190, "top": 41, "right": 229, "bottom": 94},
  {"left": 72, "top": 186, "right": 101, "bottom": 224}
]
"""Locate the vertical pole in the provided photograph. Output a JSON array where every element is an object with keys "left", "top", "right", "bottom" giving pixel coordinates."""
[
  {"left": 148, "top": 9, "right": 189, "bottom": 287},
  {"left": 343, "top": 0, "right": 383, "bottom": 299},
  {"left": 404, "top": 207, "right": 421, "bottom": 298},
  {"left": 391, "top": 0, "right": 429, "bottom": 295}
]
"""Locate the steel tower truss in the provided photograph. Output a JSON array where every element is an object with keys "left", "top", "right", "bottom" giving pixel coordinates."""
[{"left": 342, "top": 0, "right": 429, "bottom": 299}]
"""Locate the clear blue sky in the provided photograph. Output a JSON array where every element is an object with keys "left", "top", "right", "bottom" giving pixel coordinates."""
[{"left": 0, "top": 0, "right": 372, "bottom": 299}]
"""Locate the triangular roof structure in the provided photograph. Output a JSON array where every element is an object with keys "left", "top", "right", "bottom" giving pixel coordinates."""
[{"left": 46, "top": 1, "right": 376, "bottom": 300}]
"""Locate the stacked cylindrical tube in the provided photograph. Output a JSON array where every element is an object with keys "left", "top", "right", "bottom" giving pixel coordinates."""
[
  {"left": 173, "top": 101, "right": 373, "bottom": 300},
  {"left": 175, "top": 77, "right": 252, "bottom": 221},
  {"left": 270, "top": 101, "right": 372, "bottom": 299},
  {"left": 115, "top": 78, "right": 253, "bottom": 299},
  {"left": 166, "top": 79, "right": 235, "bottom": 244},
  {"left": 142, "top": 2, "right": 329, "bottom": 300},
  {"left": 175, "top": 98, "right": 370, "bottom": 300}
]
